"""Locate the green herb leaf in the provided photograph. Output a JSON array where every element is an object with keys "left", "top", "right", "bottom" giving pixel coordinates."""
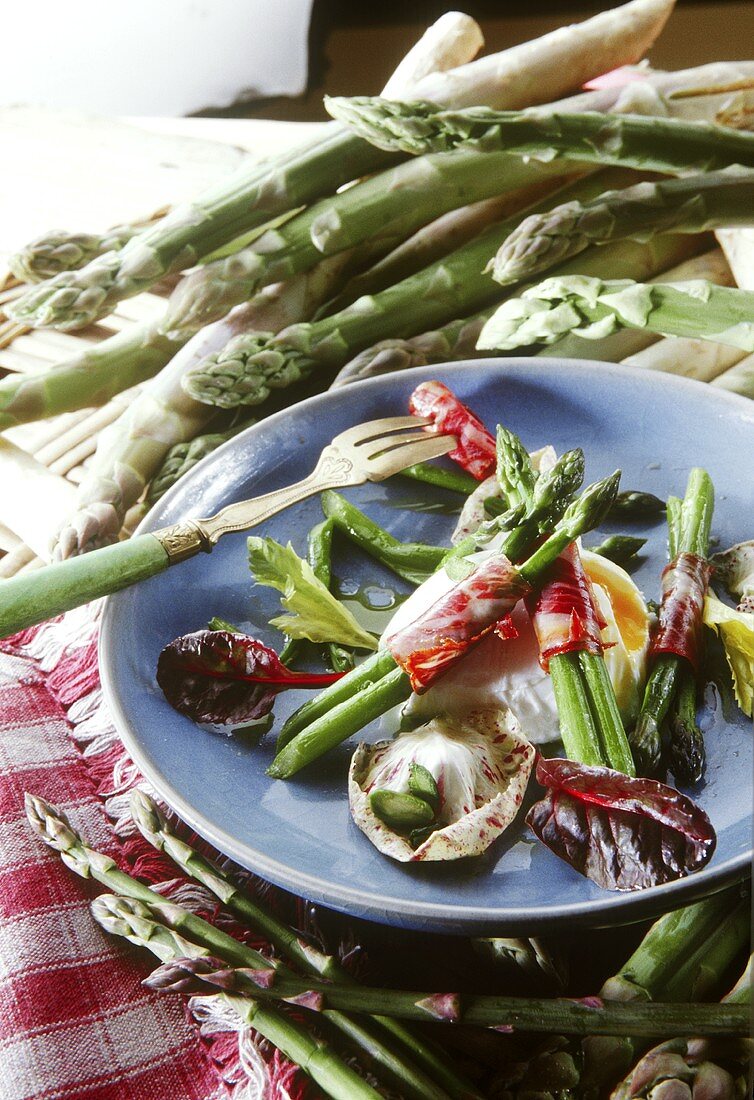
[{"left": 248, "top": 536, "right": 377, "bottom": 651}]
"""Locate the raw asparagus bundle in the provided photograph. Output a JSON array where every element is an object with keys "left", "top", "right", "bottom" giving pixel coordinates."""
[
  {"left": 333, "top": 243, "right": 718, "bottom": 386},
  {"left": 490, "top": 169, "right": 754, "bottom": 286},
  {"left": 161, "top": 149, "right": 575, "bottom": 337},
  {"left": 325, "top": 96, "right": 754, "bottom": 173},
  {"left": 181, "top": 174, "right": 698, "bottom": 410},
  {"left": 127, "top": 790, "right": 476, "bottom": 1100},
  {"left": 477, "top": 276, "right": 754, "bottom": 353},
  {"left": 631, "top": 469, "right": 714, "bottom": 779},
  {"left": 269, "top": 467, "right": 620, "bottom": 779},
  {"left": 6, "top": 0, "right": 670, "bottom": 331},
  {"left": 25, "top": 793, "right": 472, "bottom": 1100}
]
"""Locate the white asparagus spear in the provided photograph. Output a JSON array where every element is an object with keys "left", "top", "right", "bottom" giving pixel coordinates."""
[
  {"left": 381, "top": 12, "right": 484, "bottom": 97},
  {"left": 415, "top": 0, "right": 676, "bottom": 110}
]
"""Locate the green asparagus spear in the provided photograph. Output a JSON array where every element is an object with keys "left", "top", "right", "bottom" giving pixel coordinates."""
[
  {"left": 668, "top": 664, "right": 705, "bottom": 784},
  {"left": 631, "top": 468, "right": 714, "bottom": 776},
  {"left": 322, "top": 490, "right": 445, "bottom": 585},
  {"left": 269, "top": 471, "right": 620, "bottom": 778},
  {"left": 608, "top": 491, "right": 666, "bottom": 520},
  {"left": 129, "top": 791, "right": 477, "bottom": 1100},
  {"left": 478, "top": 276, "right": 754, "bottom": 354},
  {"left": 398, "top": 462, "right": 478, "bottom": 495},
  {"left": 143, "top": 950, "right": 747, "bottom": 1038},
  {"left": 325, "top": 96, "right": 754, "bottom": 174},
  {"left": 588, "top": 534, "right": 647, "bottom": 566},
  {"left": 8, "top": 221, "right": 155, "bottom": 283},
  {"left": 0, "top": 322, "right": 186, "bottom": 433},
  {"left": 147, "top": 421, "right": 254, "bottom": 504},
  {"left": 490, "top": 169, "right": 754, "bottom": 286}
]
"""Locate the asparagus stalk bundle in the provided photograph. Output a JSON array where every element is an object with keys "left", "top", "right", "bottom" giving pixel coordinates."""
[
  {"left": 25, "top": 793, "right": 470, "bottom": 1100},
  {"left": 324, "top": 96, "right": 754, "bottom": 173},
  {"left": 630, "top": 469, "right": 714, "bottom": 780},
  {"left": 180, "top": 172, "right": 698, "bottom": 410},
  {"left": 333, "top": 239, "right": 711, "bottom": 386},
  {"left": 489, "top": 169, "right": 754, "bottom": 287},
  {"left": 269, "top": 467, "right": 619, "bottom": 779},
  {"left": 477, "top": 276, "right": 754, "bottom": 354},
  {"left": 493, "top": 430, "right": 635, "bottom": 775},
  {"left": 161, "top": 150, "right": 577, "bottom": 338},
  {"left": 51, "top": 249, "right": 368, "bottom": 559},
  {"left": 6, "top": 0, "right": 671, "bottom": 331}
]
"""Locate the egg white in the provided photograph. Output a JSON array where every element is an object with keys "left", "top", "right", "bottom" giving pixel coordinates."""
[{"left": 383, "top": 547, "right": 650, "bottom": 744}]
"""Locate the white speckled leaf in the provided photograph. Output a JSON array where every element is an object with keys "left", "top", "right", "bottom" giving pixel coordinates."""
[{"left": 349, "top": 710, "right": 535, "bottom": 862}]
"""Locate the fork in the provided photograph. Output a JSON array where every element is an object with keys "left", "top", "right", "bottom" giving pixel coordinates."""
[{"left": 0, "top": 416, "right": 455, "bottom": 638}]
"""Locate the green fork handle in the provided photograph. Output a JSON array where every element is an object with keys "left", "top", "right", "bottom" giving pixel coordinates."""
[{"left": 0, "top": 534, "right": 173, "bottom": 639}]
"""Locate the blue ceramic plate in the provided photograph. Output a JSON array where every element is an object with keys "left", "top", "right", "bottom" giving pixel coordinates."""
[{"left": 100, "top": 359, "right": 754, "bottom": 934}]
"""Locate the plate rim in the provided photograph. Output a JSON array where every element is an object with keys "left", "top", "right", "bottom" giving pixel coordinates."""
[{"left": 99, "top": 356, "right": 753, "bottom": 932}]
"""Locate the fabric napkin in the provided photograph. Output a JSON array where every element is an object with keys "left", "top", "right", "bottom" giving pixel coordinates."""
[{"left": 0, "top": 607, "right": 310, "bottom": 1100}]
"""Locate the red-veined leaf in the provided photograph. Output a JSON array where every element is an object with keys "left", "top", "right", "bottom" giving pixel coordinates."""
[
  {"left": 526, "top": 756, "right": 716, "bottom": 891},
  {"left": 157, "top": 630, "right": 343, "bottom": 725}
]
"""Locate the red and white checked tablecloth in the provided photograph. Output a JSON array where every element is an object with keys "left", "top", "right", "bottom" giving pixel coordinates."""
[{"left": 0, "top": 607, "right": 311, "bottom": 1100}]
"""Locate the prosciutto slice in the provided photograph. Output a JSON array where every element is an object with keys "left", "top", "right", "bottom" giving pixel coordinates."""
[
  {"left": 385, "top": 554, "right": 531, "bottom": 692},
  {"left": 528, "top": 544, "right": 606, "bottom": 669},
  {"left": 651, "top": 552, "right": 712, "bottom": 671},
  {"left": 409, "top": 380, "right": 496, "bottom": 480}
]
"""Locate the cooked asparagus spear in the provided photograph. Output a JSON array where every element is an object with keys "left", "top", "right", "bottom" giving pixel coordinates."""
[
  {"left": 129, "top": 790, "right": 478, "bottom": 1100},
  {"left": 6, "top": 0, "right": 668, "bottom": 331},
  {"left": 478, "top": 277, "right": 754, "bottom": 354},
  {"left": 325, "top": 96, "right": 754, "bottom": 172},
  {"left": 631, "top": 469, "right": 714, "bottom": 777},
  {"left": 490, "top": 169, "right": 754, "bottom": 286},
  {"left": 269, "top": 470, "right": 620, "bottom": 779},
  {"left": 589, "top": 535, "right": 647, "bottom": 566}
]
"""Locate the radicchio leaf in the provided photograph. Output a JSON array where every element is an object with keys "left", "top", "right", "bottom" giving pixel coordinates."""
[
  {"left": 409, "top": 380, "right": 496, "bottom": 480},
  {"left": 526, "top": 756, "right": 716, "bottom": 891},
  {"left": 156, "top": 630, "right": 343, "bottom": 725}
]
